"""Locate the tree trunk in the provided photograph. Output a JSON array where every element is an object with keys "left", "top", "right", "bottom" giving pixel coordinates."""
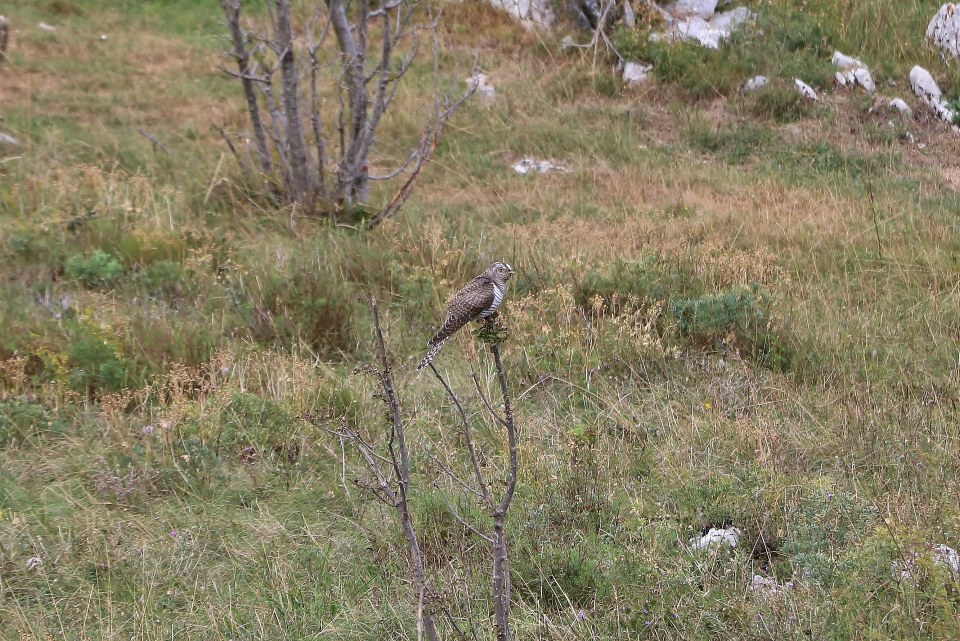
[
  {"left": 220, "top": 1, "right": 273, "bottom": 175},
  {"left": 276, "top": 0, "right": 314, "bottom": 205}
]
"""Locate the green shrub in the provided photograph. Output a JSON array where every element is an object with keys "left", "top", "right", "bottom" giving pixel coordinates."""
[
  {"left": 242, "top": 260, "right": 356, "bottom": 357},
  {"left": 671, "top": 287, "right": 772, "bottom": 344},
  {"left": 745, "top": 83, "right": 812, "bottom": 123},
  {"left": 67, "top": 335, "right": 134, "bottom": 395},
  {"left": 575, "top": 258, "right": 702, "bottom": 315},
  {"left": 512, "top": 544, "right": 612, "bottom": 611},
  {"left": 0, "top": 399, "right": 69, "bottom": 447},
  {"left": 65, "top": 251, "right": 124, "bottom": 289},
  {"left": 137, "top": 260, "right": 186, "bottom": 299},
  {"left": 684, "top": 121, "right": 777, "bottom": 163}
]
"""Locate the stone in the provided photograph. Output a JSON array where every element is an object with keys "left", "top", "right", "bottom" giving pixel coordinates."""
[
  {"left": 623, "top": 61, "right": 653, "bottom": 86},
  {"left": 893, "top": 543, "right": 960, "bottom": 581},
  {"left": 910, "top": 65, "right": 956, "bottom": 123},
  {"left": 487, "top": 0, "right": 554, "bottom": 29},
  {"left": 688, "top": 526, "right": 741, "bottom": 550},
  {"left": 513, "top": 157, "right": 568, "bottom": 174},
  {"left": 926, "top": 3, "right": 960, "bottom": 59},
  {"left": 831, "top": 51, "right": 865, "bottom": 70},
  {"left": 37, "top": 22, "right": 56, "bottom": 32},
  {"left": 654, "top": 6, "right": 755, "bottom": 49},
  {"left": 0, "top": 132, "right": 20, "bottom": 146},
  {"left": 888, "top": 98, "right": 912, "bottom": 116},
  {"left": 743, "top": 75, "right": 768, "bottom": 92},
  {"left": 794, "top": 79, "right": 818, "bottom": 101},
  {"left": 667, "top": 0, "right": 719, "bottom": 18},
  {"left": 831, "top": 51, "right": 875, "bottom": 91}
]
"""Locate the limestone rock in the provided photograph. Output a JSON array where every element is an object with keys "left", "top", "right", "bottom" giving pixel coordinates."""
[
  {"left": 513, "top": 157, "right": 568, "bottom": 174},
  {"left": 889, "top": 98, "right": 912, "bottom": 116},
  {"left": 832, "top": 51, "right": 875, "bottom": 91},
  {"left": 910, "top": 65, "right": 956, "bottom": 123},
  {"left": 653, "top": 5, "right": 755, "bottom": 49},
  {"left": 926, "top": 3, "right": 960, "bottom": 59},
  {"left": 743, "top": 75, "right": 768, "bottom": 92},
  {"left": 487, "top": 0, "right": 554, "bottom": 29},
  {"left": 689, "top": 526, "right": 741, "bottom": 550},
  {"left": 794, "top": 79, "right": 818, "bottom": 101},
  {"left": 623, "top": 61, "right": 653, "bottom": 86}
]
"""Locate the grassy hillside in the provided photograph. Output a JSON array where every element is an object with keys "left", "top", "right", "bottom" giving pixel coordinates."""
[{"left": 2, "top": 0, "right": 959, "bottom": 639}]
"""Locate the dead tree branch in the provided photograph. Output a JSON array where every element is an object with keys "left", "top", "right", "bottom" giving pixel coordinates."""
[{"left": 0, "top": 16, "right": 10, "bottom": 66}]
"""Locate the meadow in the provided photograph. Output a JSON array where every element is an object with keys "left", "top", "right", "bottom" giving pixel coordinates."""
[{"left": 1, "top": 1, "right": 959, "bottom": 638}]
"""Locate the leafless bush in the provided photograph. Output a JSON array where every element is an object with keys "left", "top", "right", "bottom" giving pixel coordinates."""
[
  {"left": 307, "top": 301, "right": 520, "bottom": 640},
  {"left": 219, "top": 1, "right": 477, "bottom": 227}
]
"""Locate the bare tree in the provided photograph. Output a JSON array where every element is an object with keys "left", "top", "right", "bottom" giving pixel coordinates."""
[
  {"left": 219, "top": 0, "right": 477, "bottom": 225},
  {"left": 308, "top": 298, "right": 441, "bottom": 641},
  {"left": 425, "top": 316, "right": 518, "bottom": 641},
  {"left": 308, "top": 306, "right": 520, "bottom": 640},
  {"left": 0, "top": 16, "right": 9, "bottom": 66}
]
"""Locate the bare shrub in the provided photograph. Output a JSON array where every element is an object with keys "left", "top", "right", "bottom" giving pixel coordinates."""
[{"left": 219, "top": 0, "right": 477, "bottom": 226}]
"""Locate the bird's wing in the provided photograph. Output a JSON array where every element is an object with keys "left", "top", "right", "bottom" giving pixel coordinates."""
[{"left": 428, "top": 277, "right": 495, "bottom": 345}]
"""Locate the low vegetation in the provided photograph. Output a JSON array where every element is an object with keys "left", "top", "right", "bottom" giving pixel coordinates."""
[{"left": 1, "top": 1, "right": 959, "bottom": 639}]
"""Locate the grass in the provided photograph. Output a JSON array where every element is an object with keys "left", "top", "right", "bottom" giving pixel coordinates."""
[{"left": 2, "top": 1, "right": 960, "bottom": 639}]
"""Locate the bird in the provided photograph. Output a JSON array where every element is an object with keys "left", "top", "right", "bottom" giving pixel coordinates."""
[{"left": 417, "top": 261, "right": 514, "bottom": 370}]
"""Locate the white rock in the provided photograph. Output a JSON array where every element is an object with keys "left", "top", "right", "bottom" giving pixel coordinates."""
[
  {"left": 25, "top": 556, "right": 42, "bottom": 571},
  {"left": 854, "top": 68, "right": 876, "bottom": 92},
  {"left": 469, "top": 72, "right": 496, "bottom": 99},
  {"left": 99, "top": 34, "right": 108, "bottom": 41},
  {"left": 926, "top": 3, "right": 960, "bottom": 59},
  {"left": 889, "top": 98, "right": 912, "bottom": 115},
  {"left": 513, "top": 157, "right": 567, "bottom": 175},
  {"left": 689, "top": 526, "right": 741, "bottom": 550},
  {"left": 0, "top": 132, "right": 20, "bottom": 146},
  {"left": 623, "top": 61, "right": 653, "bottom": 86},
  {"left": 667, "top": 0, "right": 719, "bottom": 18},
  {"left": 623, "top": 0, "right": 636, "bottom": 28},
  {"left": 794, "top": 79, "right": 818, "bottom": 101},
  {"left": 560, "top": 35, "right": 576, "bottom": 51},
  {"left": 743, "top": 75, "right": 768, "bottom": 92},
  {"left": 37, "top": 22, "right": 56, "bottom": 32},
  {"left": 932, "top": 543, "right": 960, "bottom": 576},
  {"left": 487, "top": 0, "right": 554, "bottom": 29},
  {"left": 910, "top": 65, "right": 956, "bottom": 123},
  {"left": 893, "top": 543, "right": 960, "bottom": 581},
  {"left": 653, "top": 6, "right": 755, "bottom": 49},
  {"left": 831, "top": 51, "right": 865, "bottom": 70},
  {"left": 835, "top": 68, "right": 875, "bottom": 91}
]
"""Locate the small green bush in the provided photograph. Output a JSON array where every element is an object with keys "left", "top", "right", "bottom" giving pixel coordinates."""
[
  {"left": 684, "top": 121, "right": 777, "bottom": 163},
  {"left": 65, "top": 251, "right": 124, "bottom": 289},
  {"left": 0, "top": 399, "right": 69, "bottom": 447},
  {"left": 67, "top": 335, "right": 133, "bottom": 395},
  {"left": 745, "top": 83, "right": 812, "bottom": 123},
  {"left": 512, "top": 544, "right": 612, "bottom": 611},
  {"left": 242, "top": 260, "right": 356, "bottom": 357},
  {"left": 575, "top": 258, "right": 702, "bottom": 315},
  {"left": 671, "top": 287, "right": 772, "bottom": 344}
]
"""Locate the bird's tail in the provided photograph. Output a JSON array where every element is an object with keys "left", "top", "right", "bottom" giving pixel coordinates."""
[{"left": 416, "top": 338, "right": 446, "bottom": 371}]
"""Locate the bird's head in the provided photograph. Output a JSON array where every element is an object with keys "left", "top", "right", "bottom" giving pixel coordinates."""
[{"left": 488, "top": 261, "right": 514, "bottom": 284}]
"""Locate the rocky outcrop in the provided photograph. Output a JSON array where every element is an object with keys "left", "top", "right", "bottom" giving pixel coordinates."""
[{"left": 926, "top": 3, "right": 960, "bottom": 59}]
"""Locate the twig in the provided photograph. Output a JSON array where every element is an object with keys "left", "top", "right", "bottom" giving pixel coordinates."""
[{"left": 137, "top": 129, "right": 169, "bottom": 154}]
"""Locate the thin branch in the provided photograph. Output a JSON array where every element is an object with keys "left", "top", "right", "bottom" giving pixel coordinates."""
[
  {"left": 432, "top": 480, "right": 494, "bottom": 543},
  {"left": 137, "top": 129, "right": 169, "bottom": 154},
  {"left": 471, "top": 372, "right": 509, "bottom": 428}
]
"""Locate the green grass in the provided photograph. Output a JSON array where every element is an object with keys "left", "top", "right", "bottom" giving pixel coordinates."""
[{"left": 2, "top": 1, "right": 960, "bottom": 639}]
